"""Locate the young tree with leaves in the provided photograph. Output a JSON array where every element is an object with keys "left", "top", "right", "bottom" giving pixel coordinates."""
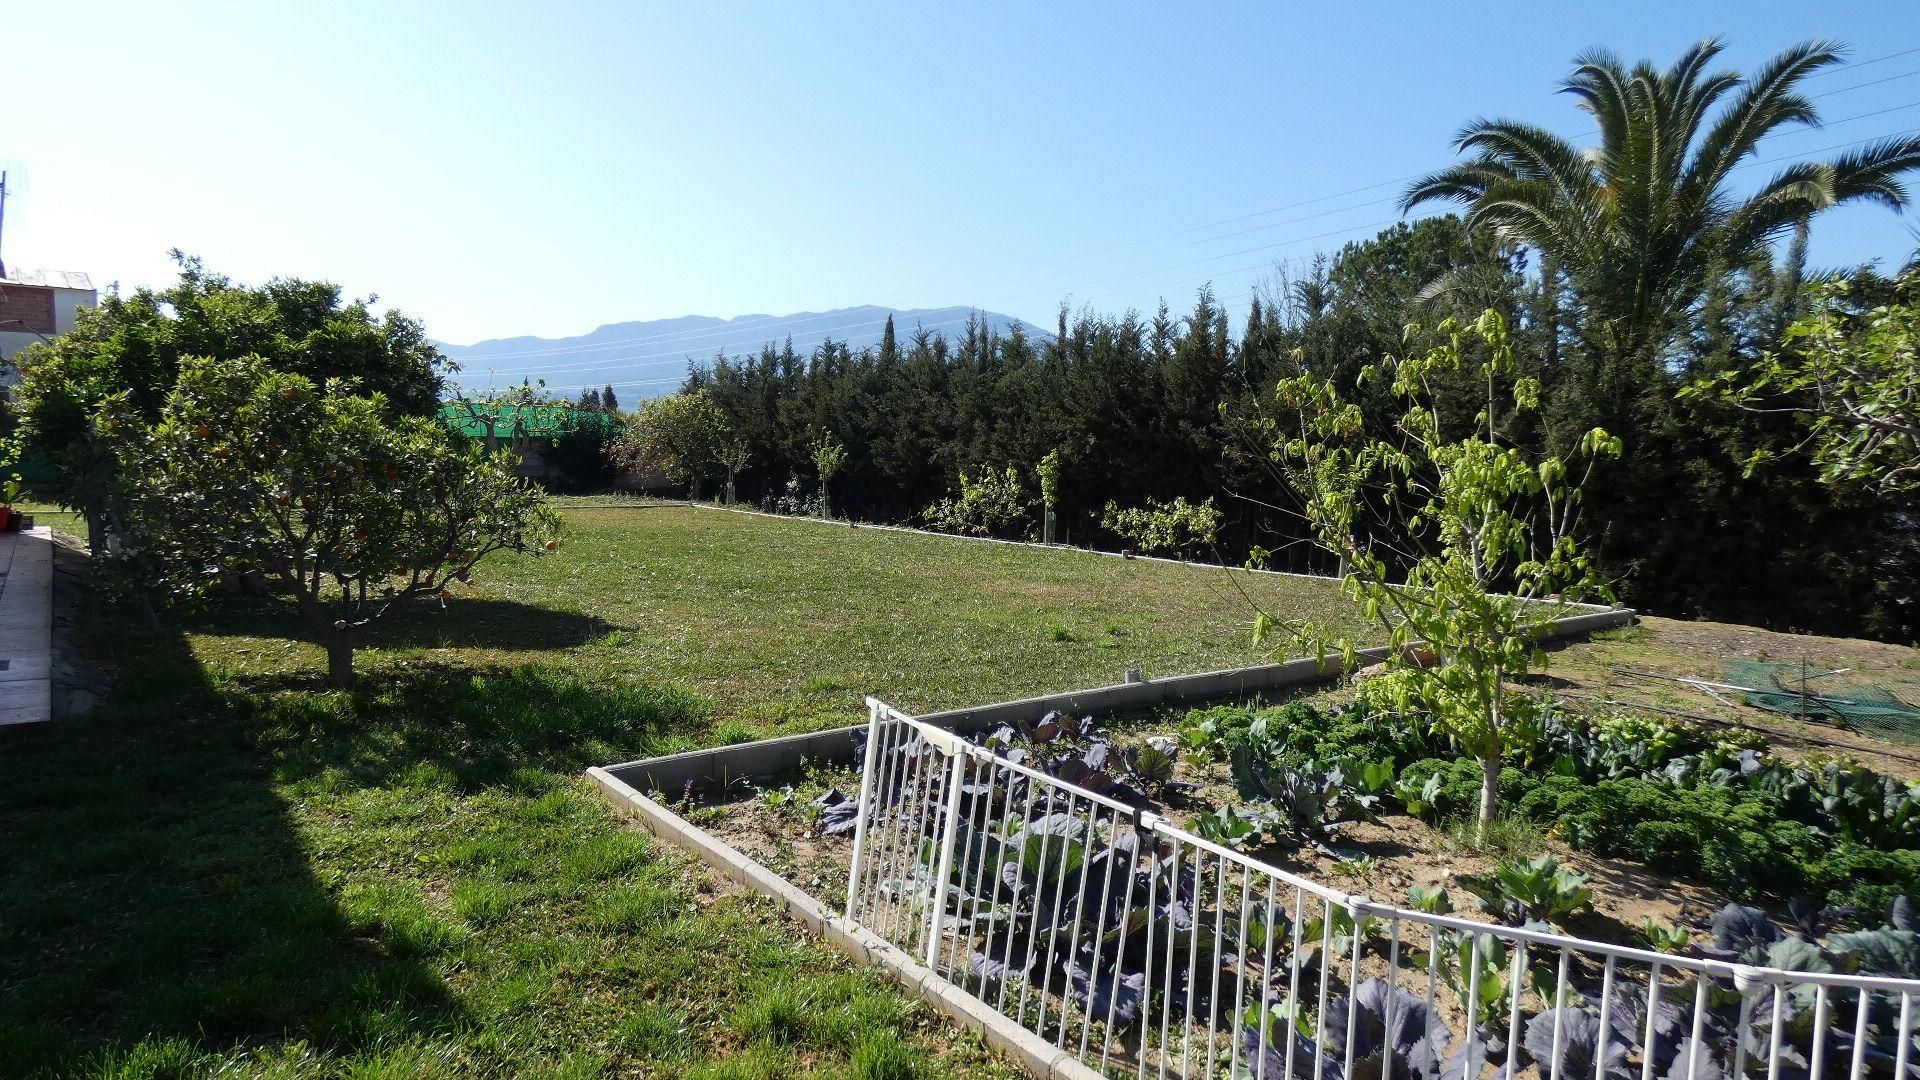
[
  {"left": 1037, "top": 448, "right": 1066, "bottom": 543},
  {"left": 1258, "top": 310, "right": 1619, "bottom": 831},
  {"left": 810, "top": 432, "right": 846, "bottom": 518},
  {"left": 103, "top": 355, "right": 558, "bottom": 686}
]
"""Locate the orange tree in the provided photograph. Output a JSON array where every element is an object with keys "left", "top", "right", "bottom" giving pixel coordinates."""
[
  {"left": 103, "top": 354, "right": 558, "bottom": 686},
  {"left": 10, "top": 255, "right": 449, "bottom": 553}
]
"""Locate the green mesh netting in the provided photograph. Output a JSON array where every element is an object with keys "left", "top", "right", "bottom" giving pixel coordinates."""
[{"left": 1723, "top": 660, "right": 1920, "bottom": 746}]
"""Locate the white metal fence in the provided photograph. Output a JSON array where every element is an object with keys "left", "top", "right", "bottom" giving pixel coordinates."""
[{"left": 844, "top": 698, "right": 1920, "bottom": 1080}]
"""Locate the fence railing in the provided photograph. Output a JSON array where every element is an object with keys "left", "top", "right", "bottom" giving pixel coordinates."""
[{"left": 844, "top": 698, "right": 1920, "bottom": 1080}]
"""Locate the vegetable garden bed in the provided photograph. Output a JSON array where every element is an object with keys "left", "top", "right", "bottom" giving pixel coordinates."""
[{"left": 657, "top": 683, "right": 1920, "bottom": 1079}]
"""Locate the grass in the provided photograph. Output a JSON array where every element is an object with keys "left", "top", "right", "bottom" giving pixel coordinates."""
[{"left": 0, "top": 504, "right": 1368, "bottom": 1078}]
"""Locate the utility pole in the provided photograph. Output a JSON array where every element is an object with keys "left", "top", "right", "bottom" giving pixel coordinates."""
[{"left": 0, "top": 170, "right": 9, "bottom": 278}]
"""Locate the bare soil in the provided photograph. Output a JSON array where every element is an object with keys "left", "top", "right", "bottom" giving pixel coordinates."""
[{"left": 1536, "top": 615, "right": 1920, "bottom": 779}]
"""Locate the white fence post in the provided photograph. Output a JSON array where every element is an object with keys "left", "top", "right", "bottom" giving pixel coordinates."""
[
  {"left": 923, "top": 748, "right": 967, "bottom": 969},
  {"left": 844, "top": 698, "right": 886, "bottom": 921}
]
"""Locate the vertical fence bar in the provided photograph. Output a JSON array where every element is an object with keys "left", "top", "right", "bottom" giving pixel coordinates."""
[
  {"left": 1034, "top": 790, "right": 1083, "bottom": 1044},
  {"left": 1465, "top": 933, "right": 1485, "bottom": 1080},
  {"left": 923, "top": 748, "right": 968, "bottom": 968},
  {"left": 1228, "top": 863, "right": 1253, "bottom": 1080},
  {"left": 891, "top": 733, "right": 941, "bottom": 949},
  {"left": 1893, "top": 990, "right": 1912, "bottom": 1080},
  {"left": 1056, "top": 799, "right": 1105, "bottom": 1050},
  {"left": 1505, "top": 942, "right": 1527, "bottom": 1080},
  {"left": 1313, "top": 897, "right": 1334, "bottom": 1080},
  {"left": 1382, "top": 917, "right": 1402, "bottom": 1080},
  {"left": 1079, "top": 805, "right": 1121, "bottom": 1061},
  {"left": 1548, "top": 947, "right": 1570, "bottom": 1080},
  {"left": 1640, "top": 962, "right": 1663, "bottom": 1080},
  {"left": 1138, "top": 828, "right": 1161, "bottom": 1080},
  {"left": 956, "top": 752, "right": 998, "bottom": 982},
  {"left": 1344, "top": 900, "right": 1363, "bottom": 1080},
  {"left": 860, "top": 716, "right": 908, "bottom": 929},
  {"left": 1159, "top": 831, "right": 1186, "bottom": 1080},
  {"left": 1764, "top": 982, "right": 1784, "bottom": 1080},
  {"left": 1015, "top": 781, "right": 1062, "bottom": 1033},
  {"left": 1206, "top": 857, "right": 1228, "bottom": 1073},
  {"left": 1684, "top": 971, "right": 1708, "bottom": 1080},
  {"left": 1099, "top": 815, "right": 1143, "bottom": 1075},
  {"left": 1182, "top": 847, "right": 1203, "bottom": 1079},
  {"left": 1000, "top": 766, "right": 1038, "bottom": 1018},
  {"left": 1811, "top": 984, "right": 1829, "bottom": 1080},
  {"left": 1848, "top": 985, "right": 1871, "bottom": 1080},
  {"left": 1284, "top": 889, "right": 1305, "bottom": 1080},
  {"left": 1424, "top": 925, "right": 1443, "bottom": 1080},
  {"left": 1594, "top": 955, "right": 1615, "bottom": 1080},
  {"left": 844, "top": 701, "right": 885, "bottom": 921},
  {"left": 1257, "top": 876, "right": 1280, "bottom": 1080}
]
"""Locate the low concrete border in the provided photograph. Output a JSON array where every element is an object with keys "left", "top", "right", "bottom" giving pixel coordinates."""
[
  {"left": 587, "top": 766, "right": 1105, "bottom": 1080},
  {"left": 602, "top": 604, "right": 1637, "bottom": 796}
]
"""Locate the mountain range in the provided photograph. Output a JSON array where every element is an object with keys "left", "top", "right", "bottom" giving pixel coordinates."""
[{"left": 438, "top": 305, "right": 1044, "bottom": 400}]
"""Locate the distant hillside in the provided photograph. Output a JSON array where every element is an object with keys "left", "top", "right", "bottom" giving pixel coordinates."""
[{"left": 439, "top": 305, "right": 1044, "bottom": 400}]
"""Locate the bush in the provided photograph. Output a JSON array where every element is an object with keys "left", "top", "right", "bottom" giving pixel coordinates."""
[
  {"left": 1516, "top": 777, "right": 1819, "bottom": 899},
  {"left": 1804, "top": 843, "right": 1920, "bottom": 912},
  {"left": 1401, "top": 757, "right": 1538, "bottom": 815}
]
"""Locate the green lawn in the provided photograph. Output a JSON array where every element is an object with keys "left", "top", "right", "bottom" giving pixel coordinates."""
[{"left": 0, "top": 505, "right": 1368, "bottom": 1078}]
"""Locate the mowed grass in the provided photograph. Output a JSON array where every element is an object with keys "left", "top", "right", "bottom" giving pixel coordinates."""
[
  {"left": 414, "top": 505, "right": 1371, "bottom": 729},
  {"left": 0, "top": 505, "right": 1368, "bottom": 1078}
]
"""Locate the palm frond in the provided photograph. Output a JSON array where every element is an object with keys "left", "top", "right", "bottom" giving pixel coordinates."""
[
  {"left": 1683, "top": 39, "right": 1842, "bottom": 204},
  {"left": 1401, "top": 161, "right": 1516, "bottom": 213},
  {"left": 1827, "top": 134, "right": 1920, "bottom": 210}
]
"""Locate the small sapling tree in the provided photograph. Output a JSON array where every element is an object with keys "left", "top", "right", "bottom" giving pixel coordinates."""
[
  {"left": 104, "top": 355, "right": 559, "bottom": 686},
  {"left": 719, "top": 435, "right": 750, "bottom": 505},
  {"left": 1038, "top": 448, "right": 1064, "bottom": 543},
  {"left": 810, "top": 432, "right": 846, "bottom": 518},
  {"left": 1258, "top": 309, "right": 1618, "bottom": 832}
]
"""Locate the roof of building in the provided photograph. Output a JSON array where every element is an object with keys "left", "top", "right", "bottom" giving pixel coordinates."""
[{"left": 0, "top": 268, "right": 95, "bottom": 291}]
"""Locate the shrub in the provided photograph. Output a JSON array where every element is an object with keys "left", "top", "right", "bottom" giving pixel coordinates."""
[
  {"left": 922, "top": 466, "right": 1034, "bottom": 538},
  {"left": 1516, "top": 777, "right": 1816, "bottom": 898}
]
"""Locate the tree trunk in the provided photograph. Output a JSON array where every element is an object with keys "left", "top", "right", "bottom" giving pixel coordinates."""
[
  {"left": 85, "top": 510, "right": 107, "bottom": 555},
  {"left": 326, "top": 630, "right": 355, "bottom": 688},
  {"left": 1477, "top": 756, "right": 1500, "bottom": 835},
  {"left": 1044, "top": 506, "right": 1057, "bottom": 544}
]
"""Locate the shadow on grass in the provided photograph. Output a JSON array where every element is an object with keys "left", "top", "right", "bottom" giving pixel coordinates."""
[
  {"left": 0, "top": 613, "right": 703, "bottom": 1075},
  {"left": 183, "top": 594, "right": 624, "bottom": 654}
]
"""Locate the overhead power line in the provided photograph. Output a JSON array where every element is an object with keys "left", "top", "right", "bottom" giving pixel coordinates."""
[
  {"left": 457, "top": 50, "right": 1920, "bottom": 383},
  {"left": 459, "top": 54, "right": 1920, "bottom": 367}
]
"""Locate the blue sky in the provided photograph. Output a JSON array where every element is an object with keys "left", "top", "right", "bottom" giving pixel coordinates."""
[{"left": 5, "top": 1, "right": 1919, "bottom": 365}]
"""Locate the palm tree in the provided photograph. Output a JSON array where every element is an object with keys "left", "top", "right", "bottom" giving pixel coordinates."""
[{"left": 1403, "top": 38, "right": 1920, "bottom": 383}]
